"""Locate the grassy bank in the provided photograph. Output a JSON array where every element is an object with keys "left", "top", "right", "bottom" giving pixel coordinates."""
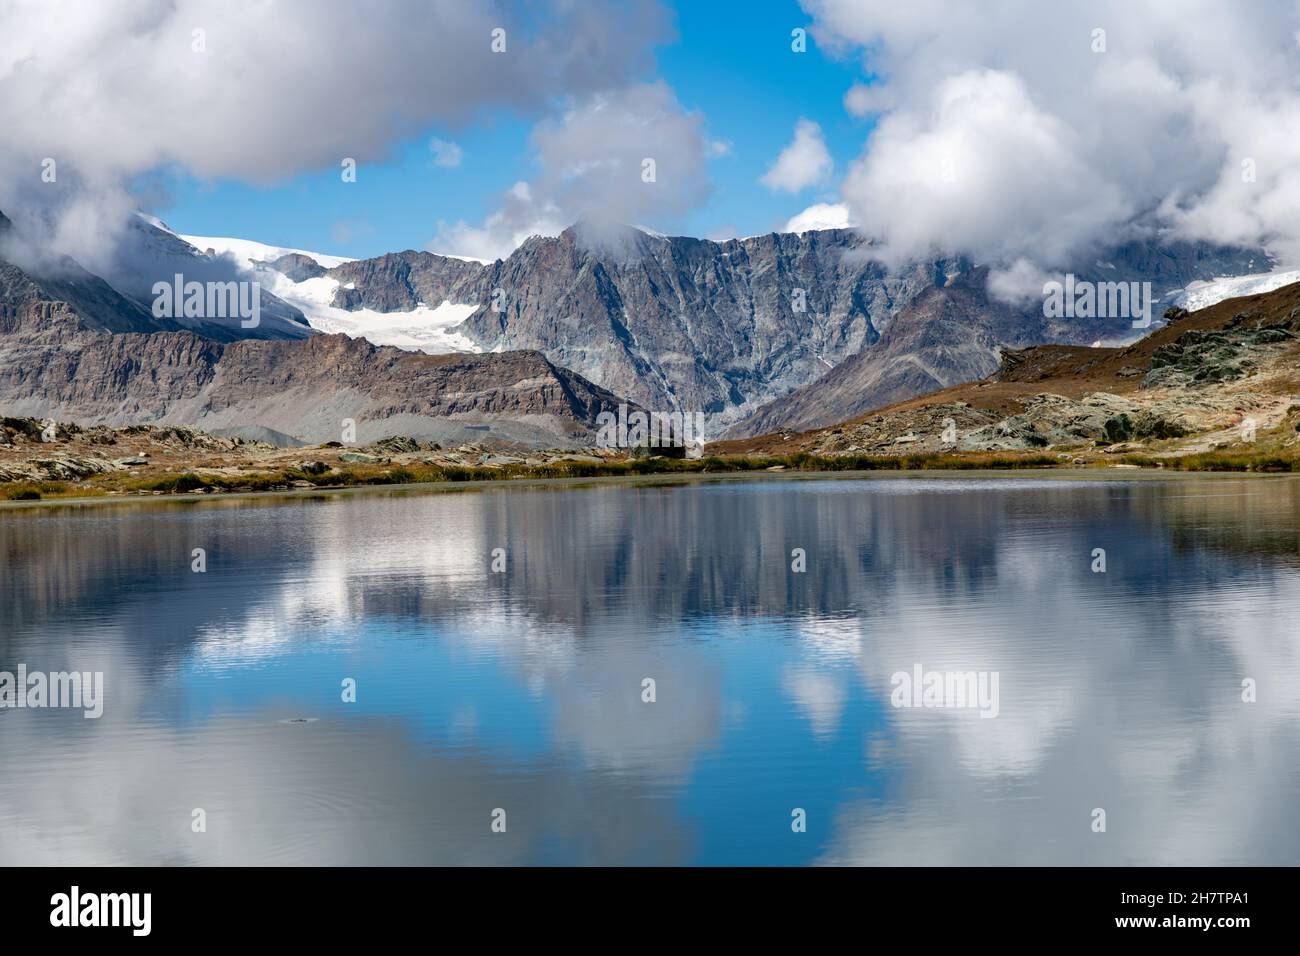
[
  {"left": 1115, "top": 451, "right": 1300, "bottom": 472},
  {"left": 10, "top": 447, "right": 1300, "bottom": 503}
]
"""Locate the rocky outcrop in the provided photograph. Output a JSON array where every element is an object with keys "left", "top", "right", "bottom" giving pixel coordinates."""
[
  {"left": 760, "top": 389, "right": 1220, "bottom": 458},
  {"left": 257, "top": 253, "right": 327, "bottom": 282},
  {"left": 0, "top": 416, "right": 249, "bottom": 482},
  {"left": 1142, "top": 319, "right": 1296, "bottom": 389},
  {"left": 326, "top": 251, "right": 488, "bottom": 311},
  {"left": 954, "top": 393, "right": 1192, "bottom": 452},
  {"left": 0, "top": 412, "right": 646, "bottom": 497},
  {"left": 0, "top": 307, "right": 632, "bottom": 447}
]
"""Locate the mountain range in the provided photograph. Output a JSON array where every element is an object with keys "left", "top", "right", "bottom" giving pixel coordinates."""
[{"left": 0, "top": 207, "right": 1280, "bottom": 448}]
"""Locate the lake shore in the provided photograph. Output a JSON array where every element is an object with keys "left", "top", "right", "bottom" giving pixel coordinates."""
[
  {"left": 8, "top": 413, "right": 1300, "bottom": 508},
  {"left": 2, "top": 461, "right": 1293, "bottom": 513}
]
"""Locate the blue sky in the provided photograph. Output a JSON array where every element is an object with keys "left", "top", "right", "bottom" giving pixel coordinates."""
[{"left": 148, "top": 0, "right": 872, "bottom": 259}]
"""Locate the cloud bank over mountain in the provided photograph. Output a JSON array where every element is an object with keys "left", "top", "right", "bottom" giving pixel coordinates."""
[
  {"left": 803, "top": 0, "right": 1300, "bottom": 268},
  {"left": 0, "top": 0, "right": 674, "bottom": 271},
  {"left": 430, "top": 82, "right": 719, "bottom": 261},
  {"left": 11, "top": 0, "right": 1300, "bottom": 276}
]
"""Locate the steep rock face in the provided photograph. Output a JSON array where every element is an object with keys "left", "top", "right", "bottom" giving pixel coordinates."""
[
  {"left": 724, "top": 242, "right": 1270, "bottom": 438},
  {"left": 0, "top": 306, "right": 630, "bottom": 447},
  {"left": 1098, "top": 237, "right": 1265, "bottom": 284},
  {"left": 451, "top": 225, "right": 957, "bottom": 426},
  {"left": 257, "top": 253, "right": 327, "bottom": 282},
  {"left": 0, "top": 236, "right": 171, "bottom": 335},
  {"left": 714, "top": 279, "right": 1300, "bottom": 461},
  {"left": 0, "top": 258, "right": 165, "bottom": 334},
  {"left": 726, "top": 270, "right": 1024, "bottom": 437}
]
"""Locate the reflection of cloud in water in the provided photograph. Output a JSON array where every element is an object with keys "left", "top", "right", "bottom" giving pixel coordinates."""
[
  {"left": 821, "top": 549, "right": 1300, "bottom": 865},
  {"left": 0, "top": 708, "right": 695, "bottom": 865},
  {"left": 548, "top": 644, "right": 722, "bottom": 779},
  {"left": 5, "top": 475, "right": 1300, "bottom": 863},
  {"left": 782, "top": 667, "right": 849, "bottom": 739},
  {"left": 856, "top": 579, "right": 1084, "bottom": 778}
]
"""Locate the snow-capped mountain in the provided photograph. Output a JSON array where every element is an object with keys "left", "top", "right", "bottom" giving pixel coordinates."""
[{"left": 179, "top": 231, "right": 482, "bottom": 354}]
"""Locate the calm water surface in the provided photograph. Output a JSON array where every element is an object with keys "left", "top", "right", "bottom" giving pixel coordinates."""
[{"left": 2, "top": 474, "right": 1299, "bottom": 865}]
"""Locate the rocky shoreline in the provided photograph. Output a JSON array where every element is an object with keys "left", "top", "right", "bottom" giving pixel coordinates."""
[
  {"left": 5, "top": 410, "right": 1300, "bottom": 506},
  {"left": 0, "top": 416, "right": 636, "bottom": 500}
]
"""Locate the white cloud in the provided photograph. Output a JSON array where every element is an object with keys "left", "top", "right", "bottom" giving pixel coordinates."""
[
  {"left": 760, "top": 118, "right": 833, "bottom": 193},
  {"left": 785, "top": 201, "right": 853, "bottom": 233},
  {"left": 844, "top": 82, "right": 895, "bottom": 117},
  {"left": 842, "top": 69, "right": 1126, "bottom": 268},
  {"left": 987, "top": 257, "right": 1055, "bottom": 305},
  {"left": 430, "top": 82, "right": 714, "bottom": 259},
  {"left": 433, "top": 181, "right": 567, "bottom": 262},
  {"left": 428, "top": 138, "right": 463, "bottom": 168},
  {"left": 0, "top": 0, "right": 672, "bottom": 272},
  {"left": 803, "top": 0, "right": 1300, "bottom": 266}
]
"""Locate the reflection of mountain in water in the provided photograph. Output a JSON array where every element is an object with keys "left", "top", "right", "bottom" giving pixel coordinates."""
[{"left": 5, "top": 477, "right": 1299, "bottom": 644}]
